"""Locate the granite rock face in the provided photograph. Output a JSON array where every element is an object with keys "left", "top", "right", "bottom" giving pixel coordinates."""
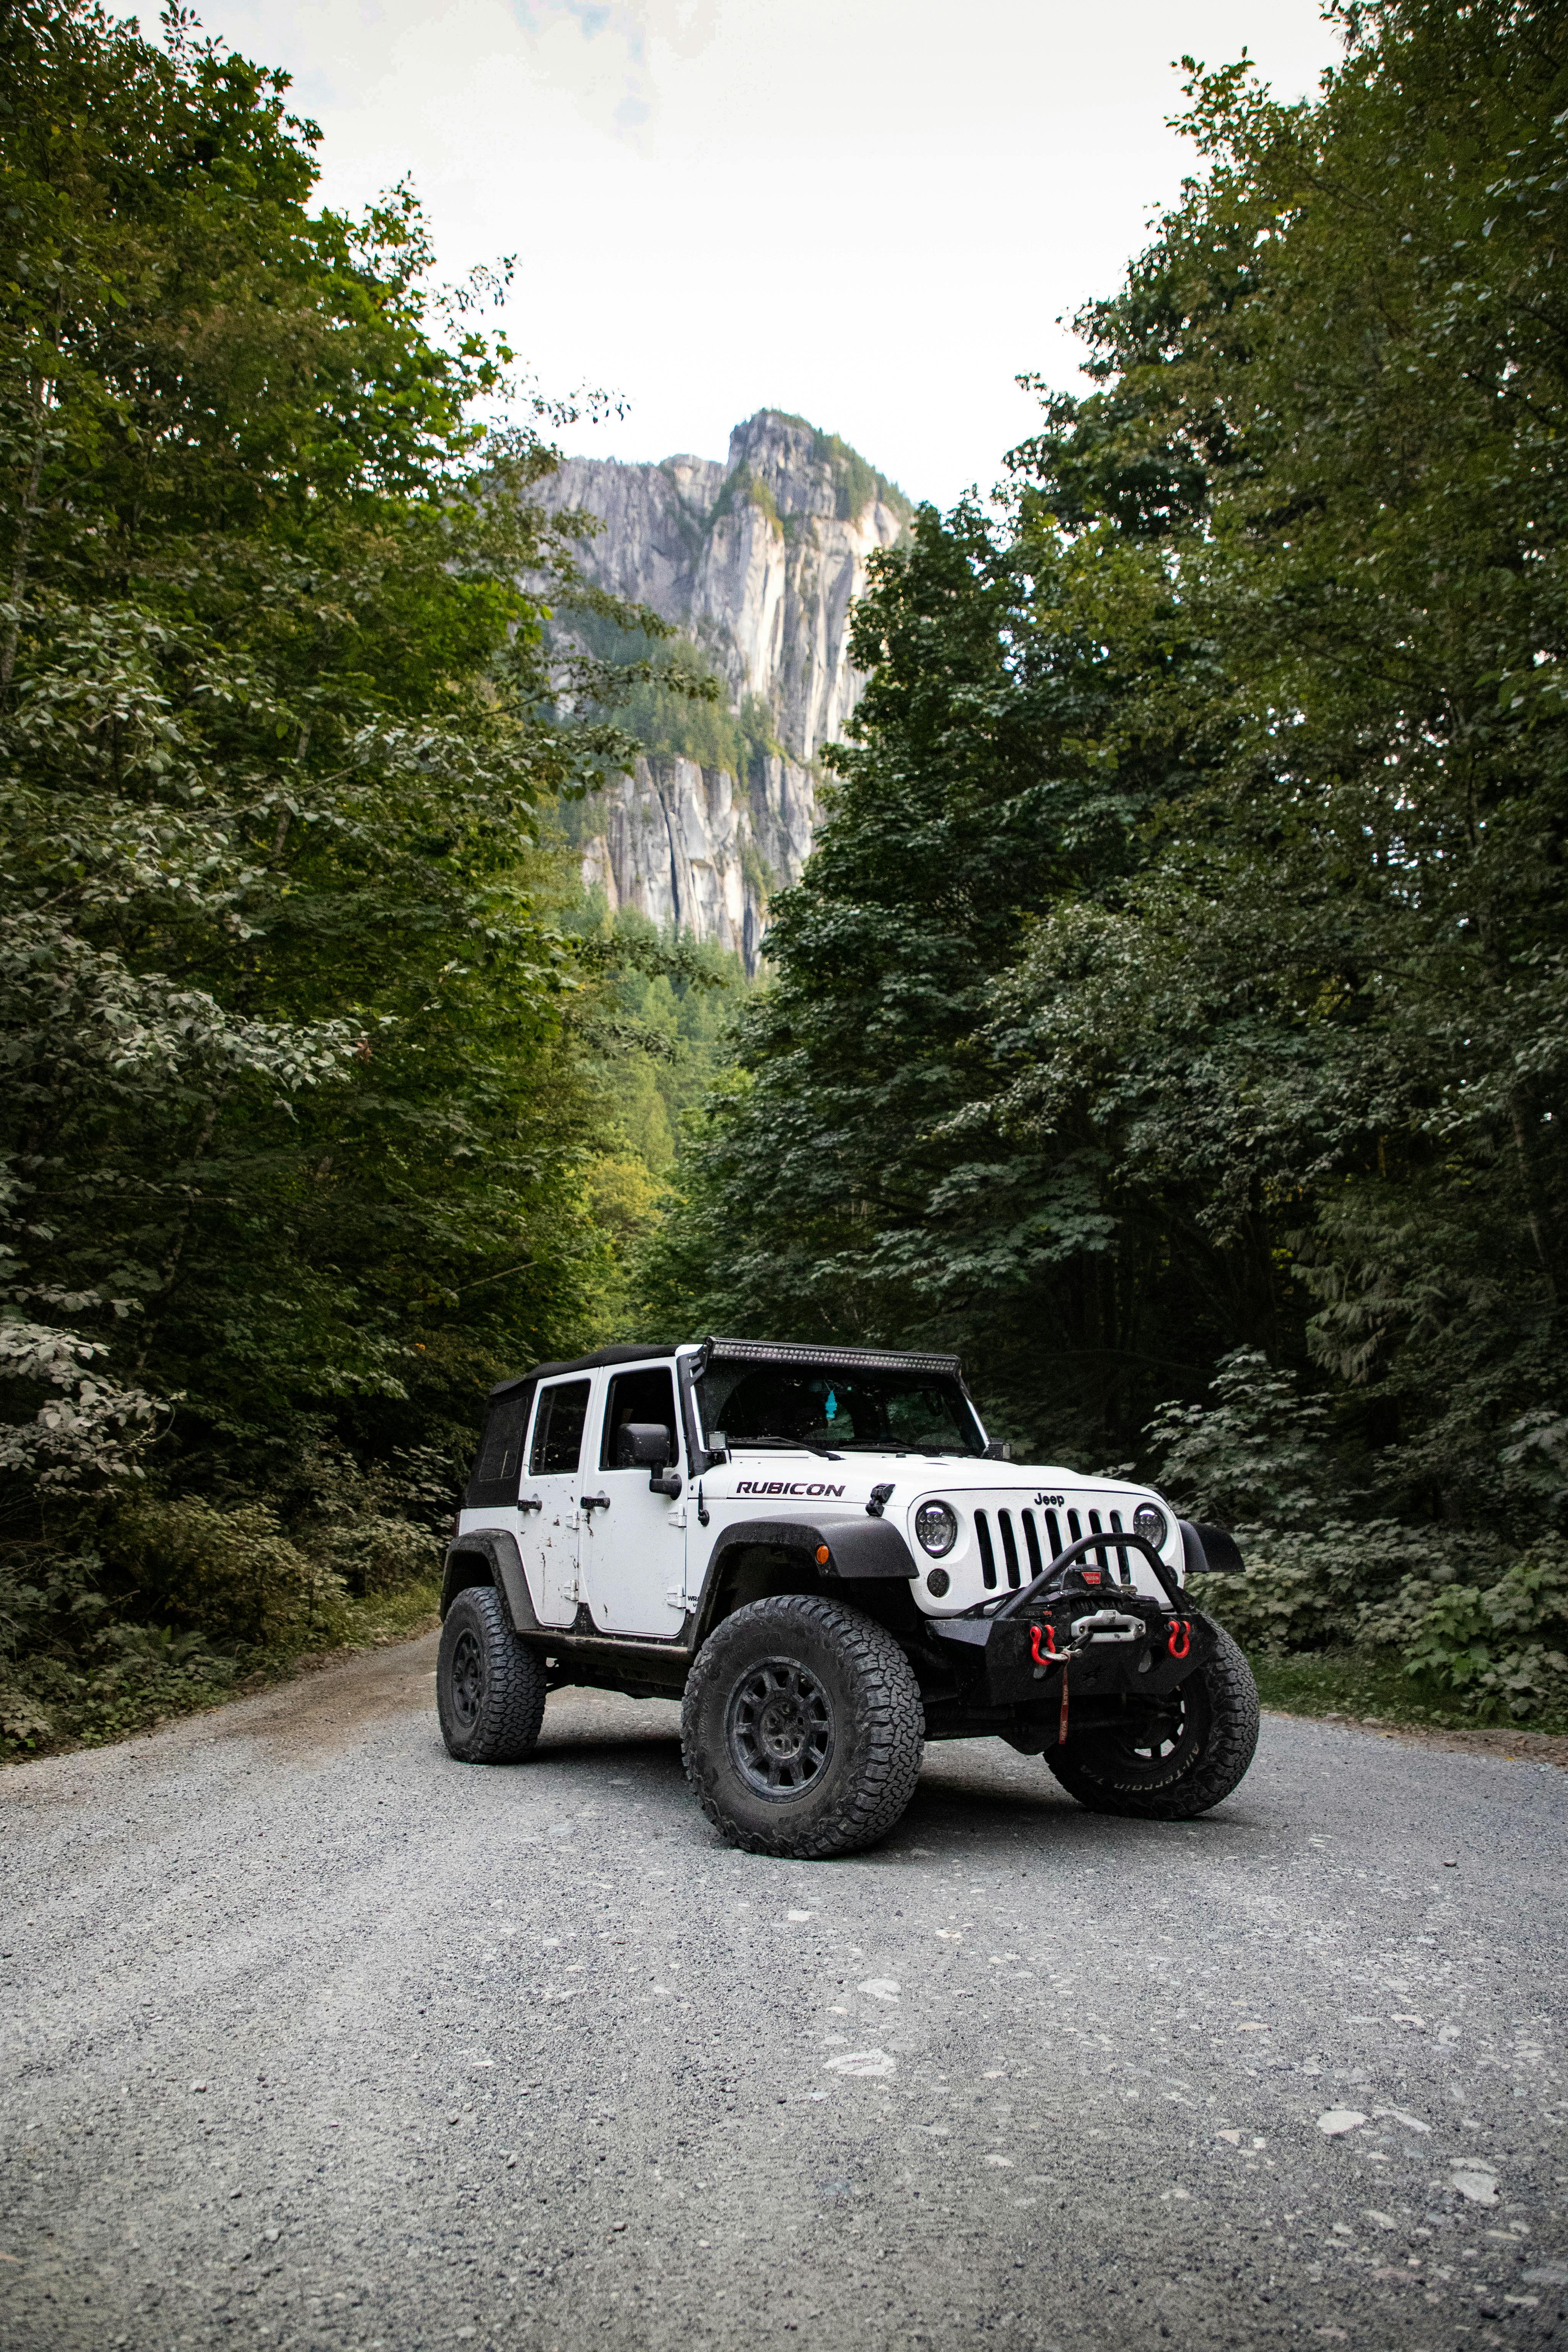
[{"left": 538, "top": 411, "right": 910, "bottom": 968}]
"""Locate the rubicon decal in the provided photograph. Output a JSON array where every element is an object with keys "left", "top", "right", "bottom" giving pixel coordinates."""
[{"left": 735, "top": 1480, "right": 847, "bottom": 1499}]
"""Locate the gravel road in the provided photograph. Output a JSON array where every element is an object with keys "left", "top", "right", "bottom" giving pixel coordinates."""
[{"left": 2, "top": 1633, "right": 1565, "bottom": 2352}]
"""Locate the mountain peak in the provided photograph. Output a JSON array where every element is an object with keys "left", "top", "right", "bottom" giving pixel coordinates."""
[
  {"left": 721, "top": 411, "right": 913, "bottom": 528},
  {"left": 534, "top": 414, "right": 910, "bottom": 966}
]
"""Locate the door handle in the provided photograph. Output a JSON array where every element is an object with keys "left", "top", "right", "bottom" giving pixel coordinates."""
[
  {"left": 519, "top": 1496, "right": 542, "bottom": 1513},
  {"left": 580, "top": 1493, "right": 611, "bottom": 1512}
]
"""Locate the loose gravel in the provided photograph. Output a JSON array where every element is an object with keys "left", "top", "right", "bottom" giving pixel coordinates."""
[{"left": 2, "top": 1631, "right": 1565, "bottom": 2350}]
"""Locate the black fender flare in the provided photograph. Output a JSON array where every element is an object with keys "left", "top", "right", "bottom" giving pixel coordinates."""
[
  {"left": 691, "top": 1514, "right": 917, "bottom": 1645},
  {"left": 710, "top": 1514, "right": 917, "bottom": 1580},
  {"left": 441, "top": 1530, "right": 539, "bottom": 1633},
  {"left": 1179, "top": 1519, "right": 1245, "bottom": 1577}
]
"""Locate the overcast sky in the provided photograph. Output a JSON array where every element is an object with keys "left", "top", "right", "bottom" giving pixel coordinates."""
[{"left": 169, "top": 0, "right": 1342, "bottom": 509}]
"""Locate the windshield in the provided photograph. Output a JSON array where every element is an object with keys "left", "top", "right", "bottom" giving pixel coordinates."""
[{"left": 697, "top": 1362, "right": 985, "bottom": 1457}]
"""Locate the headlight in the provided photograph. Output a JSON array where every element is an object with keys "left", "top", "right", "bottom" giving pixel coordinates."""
[
  {"left": 915, "top": 1500, "right": 958, "bottom": 1558},
  {"left": 1133, "top": 1501, "right": 1168, "bottom": 1552}
]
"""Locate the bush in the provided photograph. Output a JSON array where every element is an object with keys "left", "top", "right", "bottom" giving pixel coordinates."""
[
  {"left": 1188, "top": 1518, "right": 1474, "bottom": 1655},
  {"left": 1393, "top": 1545, "right": 1568, "bottom": 1722},
  {"left": 1154, "top": 1348, "right": 1565, "bottom": 1728},
  {"left": 1146, "top": 1350, "right": 1343, "bottom": 1528},
  {"left": 0, "top": 1427, "right": 450, "bottom": 1758},
  {"left": 107, "top": 1498, "right": 349, "bottom": 1646},
  {"left": 309, "top": 1513, "right": 438, "bottom": 1597},
  {"left": 263, "top": 1436, "right": 449, "bottom": 1597}
]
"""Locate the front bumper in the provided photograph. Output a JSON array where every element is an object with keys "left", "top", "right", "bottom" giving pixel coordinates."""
[{"left": 931, "top": 1592, "right": 1217, "bottom": 1709}]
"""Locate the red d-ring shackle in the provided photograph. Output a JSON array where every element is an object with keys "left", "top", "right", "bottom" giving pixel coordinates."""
[{"left": 1167, "top": 1618, "right": 1191, "bottom": 1659}]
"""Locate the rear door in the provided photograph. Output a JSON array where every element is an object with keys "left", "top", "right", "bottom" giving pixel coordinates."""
[
  {"left": 518, "top": 1376, "right": 593, "bottom": 1627},
  {"left": 579, "top": 1362, "right": 688, "bottom": 1637}
]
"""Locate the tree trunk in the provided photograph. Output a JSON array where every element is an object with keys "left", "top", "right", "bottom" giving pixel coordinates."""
[{"left": 0, "top": 424, "right": 47, "bottom": 696}]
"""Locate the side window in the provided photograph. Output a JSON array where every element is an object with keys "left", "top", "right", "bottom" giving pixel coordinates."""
[
  {"left": 529, "top": 1379, "right": 591, "bottom": 1476},
  {"left": 464, "top": 1386, "right": 533, "bottom": 1509},
  {"left": 600, "top": 1366, "right": 679, "bottom": 1470}
]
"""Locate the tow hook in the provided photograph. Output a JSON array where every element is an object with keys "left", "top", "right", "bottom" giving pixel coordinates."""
[
  {"left": 1167, "top": 1618, "right": 1191, "bottom": 1659},
  {"left": 1024, "top": 1623, "right": 1074, "bottom": 1741}
]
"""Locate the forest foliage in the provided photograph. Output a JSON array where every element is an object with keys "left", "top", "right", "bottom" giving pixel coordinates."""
[
  {"left": 7, "top": 0, "right": 1566, "bottom": 1753},
  {"left": 0, "top": 0, "right": 734, "bottom": 1751},
  {"left": 642, "top": 0, "right": 1568, "bottom": 1725}
]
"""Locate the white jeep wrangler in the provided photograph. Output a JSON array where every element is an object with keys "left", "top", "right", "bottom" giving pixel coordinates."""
[{"left": 438, "top": 1337, "right": 1258, "bottom": 1857}]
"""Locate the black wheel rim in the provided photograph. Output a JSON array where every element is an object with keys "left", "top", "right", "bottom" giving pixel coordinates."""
[
  {"left": 725, "top": 1656, "right": 834, "bottom": 1800},
  {"left": 450, "top": 1628, "right": 483, "bottom": 1730},
  {"left": 1085, "top": 1681, "right": 1209, "bottom": 1786}
]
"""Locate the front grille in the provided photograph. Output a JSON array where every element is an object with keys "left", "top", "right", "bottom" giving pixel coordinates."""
[
  {"left": 976, "top": 1510, "right": 998, "bottom": 1588},
  {"left": 965, "top": 1497, "right": 1136, "bottom": 1592}
]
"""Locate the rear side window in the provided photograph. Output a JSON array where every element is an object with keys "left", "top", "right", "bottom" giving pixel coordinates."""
[
  {"left": 600, "top": 1366, "right": 679, "bottom": 1470},
  {"left": 464, "top": 1386, "right": 533, "bottom": 1511},
  {"left": 529, "top": 1379, "right": 592, "bottom": 1476}
]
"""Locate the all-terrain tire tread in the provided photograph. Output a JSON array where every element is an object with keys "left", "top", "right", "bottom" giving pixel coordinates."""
[
  {"left": 437, "top": 1583, "right": 547, "bottom": 1764},
  {"left": 1046, "top": 1621, "right": 1259, "bottom": 1819},
  {"left": 682, "top": 1594, "right": 925, "bottom": 1859}
]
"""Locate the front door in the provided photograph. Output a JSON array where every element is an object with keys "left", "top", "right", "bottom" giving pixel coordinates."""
[
  {"left": 518, "top": 1376, "right": 593, "bottom": 1627},
  {"left": 579, "top": 1363, "right": 689, "bottom": 1638}
]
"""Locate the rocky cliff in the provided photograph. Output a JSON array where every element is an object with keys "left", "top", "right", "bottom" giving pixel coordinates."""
[{"left": 538, "top": 411, "right": 911, "bottom": 968}]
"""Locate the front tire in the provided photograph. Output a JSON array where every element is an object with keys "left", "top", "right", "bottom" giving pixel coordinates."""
[
  {"left": 682, "top": 1595, "right": 925, "bottom": 1858},
  {"left": 1046, "top": 1622, "right": 1259, "bottom": 1818},
  {"left": 437, "top": 1584, "right": 547, "bottom": 1763}
]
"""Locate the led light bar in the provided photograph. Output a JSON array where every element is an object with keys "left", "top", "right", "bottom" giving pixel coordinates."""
[{"left": 696, "top": 1336, "right": 964, "bottom": 1378}]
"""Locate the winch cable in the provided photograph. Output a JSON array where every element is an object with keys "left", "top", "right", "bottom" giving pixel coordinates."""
[{"left": 1027, "top": 1620, "right": 1075, "bottom": 1742}]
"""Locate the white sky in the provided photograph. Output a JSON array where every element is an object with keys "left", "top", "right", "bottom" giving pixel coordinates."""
[{"left": 173, "top": 0, "right": 1342, "bottom": 509}]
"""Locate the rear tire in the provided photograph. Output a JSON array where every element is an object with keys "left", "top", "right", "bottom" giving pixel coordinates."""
[
  {"left": 1046, "top": 1622, "right": 1259, "bottom": 1818},
  {"left": 682, "top": 1595, "right": 925, "bottom": 1858},
  {"left": 437, "top": 1584, "right": 546, "bottom": 1763}
]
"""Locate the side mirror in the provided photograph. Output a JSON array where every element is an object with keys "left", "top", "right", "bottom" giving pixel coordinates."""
[
  {"left": 616, "top": 1422, "right": 682, "bottom": 1499},
  {"left": 617, "top": 1422, "right": 671, "bottom": 1467}
]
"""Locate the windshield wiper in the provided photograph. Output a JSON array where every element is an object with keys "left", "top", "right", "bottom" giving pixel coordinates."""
[{"left": 739, "top": 1433, "right": 843, "bottom": 1460}]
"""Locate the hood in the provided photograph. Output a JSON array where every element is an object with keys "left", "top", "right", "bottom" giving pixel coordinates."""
[{"left": 705, "top": 1448, "right": 1180, "bottom": 1612}]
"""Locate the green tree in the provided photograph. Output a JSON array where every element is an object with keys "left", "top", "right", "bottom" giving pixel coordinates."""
[
  {"left": 655, "top": 0, "right": 1568, "bottom": 1595},
  {"left": 0, "top": 0, "right": 680, "bottom": 1729},
  {"left": 988, "top": 0, "right": 1568, "bottom": 1514},
  {"left": 643, "top": 489, "right": 1219, "bottom": 1448}
]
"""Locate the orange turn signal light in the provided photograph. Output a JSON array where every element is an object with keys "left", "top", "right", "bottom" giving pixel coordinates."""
[{"left": 815, "top": 1544, "right": 830, "bottom": 1566}]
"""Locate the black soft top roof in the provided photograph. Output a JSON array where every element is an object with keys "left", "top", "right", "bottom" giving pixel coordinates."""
[
  {"left": 487, "top": 1342, "right": 678, "bottom": 1399},
  {"left": 487, "top": 1335, "right": 965, "bottom": 1403}
]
